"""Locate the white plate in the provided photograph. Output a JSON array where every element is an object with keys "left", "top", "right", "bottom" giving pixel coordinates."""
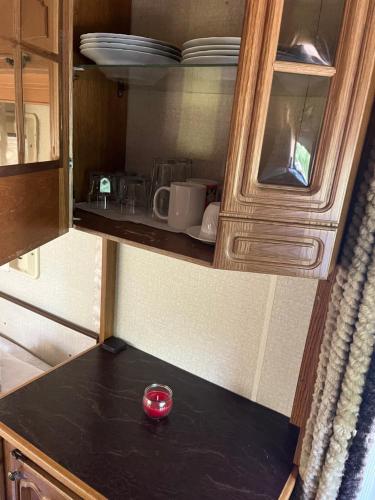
[
  {"left": 81, "top": 47, "right": 180, "bottom": 65},
  {"left": 81, "top": 33, "right": 180, "bottom": 51},
  {"left": 80, "top": 43, "right": 181, "bottom": 61},
  {"left": 182, "top": 44, "right": 240, "bottom": 56},
  {"left": 182, "top": 49, "right": 240, "bottom": 59},
  {"left": 183, "top": 37, "right": 241, "bottom": 49},
  {"left": 182, "top": 55, "right": 239, "bottom": 65},
  {"left": 186, "top": 226, "right": 216, "bottom": 244},
  {"left": 81, "top": 37, "right": 181, "bottom": 56}
]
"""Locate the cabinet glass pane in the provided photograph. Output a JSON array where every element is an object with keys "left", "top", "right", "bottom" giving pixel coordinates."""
[
  {"left": 278, "top": 0, "right": 346, "bottom": 66},
  {"left": 21, "top": 0, "right": 59, "bottom": 54},
  {"left": 0, "top": 47, "right": 18, "bottom": 166},
  {"left": 22, "top": 52, "right": 59, "bottom": 163},
  {"left": 258, "top": 73, "right": 330, "bottom": 187}
]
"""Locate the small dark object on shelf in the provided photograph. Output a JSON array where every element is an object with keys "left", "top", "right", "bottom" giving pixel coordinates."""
[{"left": 101, "top": 337, "right": 128, "bottom": 354}]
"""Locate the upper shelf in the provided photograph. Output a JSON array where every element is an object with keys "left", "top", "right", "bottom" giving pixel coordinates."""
[{"left": 74, "top": 64, "right": 238, "bottom": 95}]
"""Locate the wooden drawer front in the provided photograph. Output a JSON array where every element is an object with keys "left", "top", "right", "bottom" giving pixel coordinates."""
[
  {"left": 4, "top": 442, "right": 80, "bottom": 500},
  {"left": 214, "top": 218, "right": 336, "bottom": 278}
]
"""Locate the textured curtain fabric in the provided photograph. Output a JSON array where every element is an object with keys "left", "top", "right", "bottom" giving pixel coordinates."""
[
  {"left": 299, "top": 134, "right": 375, "bottom": 499},
  {"left": 338, "top": 347, "right": 375, "bottom": 499}
]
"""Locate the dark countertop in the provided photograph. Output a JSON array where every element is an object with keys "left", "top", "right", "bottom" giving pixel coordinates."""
[{"left": 0, "top": 345, "right": 298, "bottom": 499}]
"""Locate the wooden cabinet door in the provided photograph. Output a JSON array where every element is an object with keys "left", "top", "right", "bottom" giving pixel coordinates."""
[
  {"left": 216, "top": 0, "right": 375, "bottom": 278},
  {"left": 4, "top": 444, "right": 80, "bottom": 500},
  {"left": 0, "top": 0, "right": 70, "bottom": 266},
  {"left": 21, "top": 0, "right": 59, "bottom": 54}
]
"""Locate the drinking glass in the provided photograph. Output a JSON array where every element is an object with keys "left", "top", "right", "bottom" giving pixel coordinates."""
[
  {"left": 119, "top": 176, "right": 147, "bottom": 215},
  {"left": 149, "top": 158, "right": 192, "bottom": 217},
  {"left": 88, "top": 173, "right": 118, "bottom": 209}
]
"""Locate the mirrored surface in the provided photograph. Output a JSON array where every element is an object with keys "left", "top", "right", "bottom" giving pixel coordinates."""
[
  {"left": 22, "top": 52, "right": 59, "bottom": 163},
  {"left": 0, "top": 47, "right": 18, "bottom": 166},
  {"left": 278, "top": 0, "right": 346, "bottom": 66},
  {"left": 258, "top": 73, "right": 330, "bottom": 187}
]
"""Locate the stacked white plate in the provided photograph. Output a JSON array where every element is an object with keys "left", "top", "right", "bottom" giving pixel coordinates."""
[
  {"left": 182, "top": 37, "right": 241, "bottom": 65},
  {"left": 80, "top": 33, "right": 181, "bottom": 65}
]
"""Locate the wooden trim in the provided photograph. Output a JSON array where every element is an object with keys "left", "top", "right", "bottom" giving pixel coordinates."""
[
  {"left": 0, "top": 160, "right": 60, "bottom": 177},
  {"left": 18, "top": 42, "right": 61, "bottom": 63},
  {"left": 221, "top": 0, "right": 374, "bottom": 222},
  {"left": 278, "top": 466, "right": 298, "bottom": 500},
  {"left": 0, "top": 291, "right": 98, "bottom": 340},
  {"left": 0, "top": 439, "right": 6, "bottom": 500},
  {"left": 99, "top": 238, "right": 118, "bottom": 343},
  {"left": 273, "top": 60, "right": 336, "bottom": 77},
  {"left": 60, "top": 0, "right": 73, "bottom": 231},
  {"left": 290, "top": 270, "right": 337, "bottom": 464},
  {"left": 14, "top": 0, "right": 25, "bottom": 164},
  {"left": 74, "top": 210, "right": 214, "bottom": 268},
  {"left": 4, "top": 441, "right": 81, "bottom": 499},
  {"left": 0, "top": 425, "right": 105, "bottom": 499}
]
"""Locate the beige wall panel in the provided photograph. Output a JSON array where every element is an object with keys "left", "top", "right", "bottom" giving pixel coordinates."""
[
  {"left": 0, "top": 230, "right": 101, "bottom": 332},
  {"left": 255, "top": 276, "right": 318, "bottom": 415}
]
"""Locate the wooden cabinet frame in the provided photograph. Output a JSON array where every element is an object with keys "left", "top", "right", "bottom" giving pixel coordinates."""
[
  {"left": 0, "top": 0, "right": 70, "bottom": 266},
  {"left": 216, "top": 0, "right": 375, "bottom": 277},
  {"left": 221, "top": 0, "right": 374, "bottom": 224}
]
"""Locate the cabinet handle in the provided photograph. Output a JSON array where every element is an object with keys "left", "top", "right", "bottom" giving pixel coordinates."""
[{"left": 8, "top": 471, "right": 22, "bottom": 482}]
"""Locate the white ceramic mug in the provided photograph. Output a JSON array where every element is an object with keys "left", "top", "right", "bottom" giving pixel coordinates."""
[
  {"left": 153, "top": 182, "right": 206, "bottom": 230},
  {"left": 200, "top": 202, "right": 220, "bottom": 239}
]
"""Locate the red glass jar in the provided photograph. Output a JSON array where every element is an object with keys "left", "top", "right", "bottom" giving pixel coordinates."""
[{"left": 143, "top": 384, "right": 173, "bottom": 420}]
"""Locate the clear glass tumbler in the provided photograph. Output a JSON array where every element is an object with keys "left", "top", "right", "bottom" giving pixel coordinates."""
[{"left": 149, "top": 158, "right": 192, "bottom": 217}]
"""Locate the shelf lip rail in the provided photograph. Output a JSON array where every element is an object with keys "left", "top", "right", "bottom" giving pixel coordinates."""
[{"left": 0, "top": 291, "right": 99, "bottom": 340}]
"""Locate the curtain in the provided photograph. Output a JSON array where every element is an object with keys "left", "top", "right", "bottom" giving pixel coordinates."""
[
  {"left": 299, "top": 128, "right": 375, "bottom": 499},
  {"left": 338, "top": 346, "right": 375, "bottom": 498}
]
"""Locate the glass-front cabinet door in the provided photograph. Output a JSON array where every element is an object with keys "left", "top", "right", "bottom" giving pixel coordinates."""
[
  {"left": 0, "top": 0, "right": 68, "bottom": 266},
  {"left": 216, "top": 0, "right": 375, "bottom": 278}
]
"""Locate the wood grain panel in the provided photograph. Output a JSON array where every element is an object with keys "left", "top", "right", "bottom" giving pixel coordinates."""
[
  {"left": 0, "top": 0, "right": 16, "bottom": 46},
  {"left": 21, "top": 0, "right": 59, "bottom": 54},
  {"left": 73, "top": 0, "right": 132, "bottom": 61},
  {"left": 273, "top": 60, "right": 336, "bottom": 77},
  {"left": 99, "top": 239, "right": 117, "bottom": 342},
  {"left": 72, "top": 0, "right": 131, "bottom": 202},
  {"left": 74, "top": 208, "right": 215, "bottom": 267},
  {"left": 0, "top": 169, "right": 61, "bottom": 266},
  {"left": 221, "top": 0, "right": 375, "bottom": 226},
  {"left": 278, "top": 466, "right": 298, "bottom": 500},
  {"left": 0, "top": 422, "right": 105, "bottom": 499},
  {"left": 59, "top": 0, "right": 72, "bottom": 231},
  {"left": 0, "top": 1, "right": 69, "bottom": 262},
  {"left": 4, "top": 441, "right": 80, "bottom": 499},
  {"left": 214, "top": 217, "right": 336, "bottom": 278},
  {"left": 73, "top": 71, "right": 128, "bottom": 202}
]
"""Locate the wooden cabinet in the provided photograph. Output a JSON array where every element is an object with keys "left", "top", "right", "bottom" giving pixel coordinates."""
[
  {"left": 0, "top": 0, "right": 69, "bottom": 266},
  {"left": 0, "top": 0, "right": 374, "bottom": 278},
  {"left": 3, "top": 442, "right": 79, "bottom": 500},
  {"left": 21, "top": 0, "right": 59, "bottom": 54},
  {"left": 70, "top": 0, "right": 375, "bottom": 279},
  {"left": 216, "top": 0, "right": 375, "bottom": 277}
]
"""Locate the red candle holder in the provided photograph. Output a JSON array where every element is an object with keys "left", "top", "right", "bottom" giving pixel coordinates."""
[{"left": 143, "top": 384, "right": 173, "bottom": 420}]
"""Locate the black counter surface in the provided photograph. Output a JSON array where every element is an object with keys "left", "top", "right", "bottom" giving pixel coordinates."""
[{"left": 0, "top": 346, "right": 298, "bottom": 499}]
